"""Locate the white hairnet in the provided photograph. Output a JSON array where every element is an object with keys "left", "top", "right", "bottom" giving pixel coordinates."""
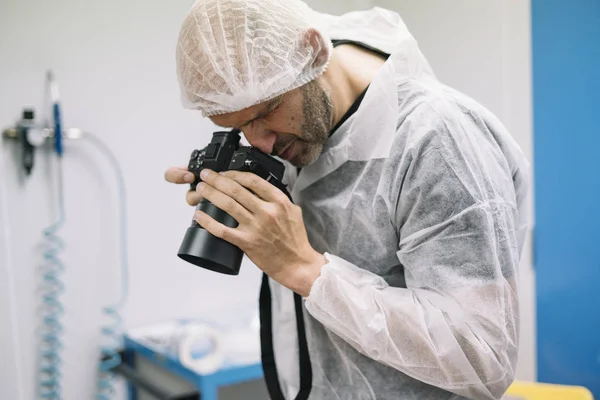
[{"left": 175, "top": 0, "right": 333, "bottom": 117}]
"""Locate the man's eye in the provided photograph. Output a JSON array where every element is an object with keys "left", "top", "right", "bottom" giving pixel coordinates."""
[
  {"left": 265, "top": 106, "right": 278, "bottom": 118},
  {"left": 267, "top": 99, "right": 284, "bottom": 117}
]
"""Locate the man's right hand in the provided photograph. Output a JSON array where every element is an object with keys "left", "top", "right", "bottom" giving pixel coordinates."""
[{"left": 164, "top": 166, "right": 203, "bottom": 206}]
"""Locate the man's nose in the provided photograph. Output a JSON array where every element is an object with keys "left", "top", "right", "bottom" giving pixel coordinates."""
[{"left": 242, "top": 124, "right": 277, "bottom": 154}]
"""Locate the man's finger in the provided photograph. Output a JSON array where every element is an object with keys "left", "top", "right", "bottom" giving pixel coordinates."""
[
  {"left": 221, "top": 170, "right": 288, "bottom": 203},
  {"left": 200, "top": 169, "right": 264, "bottom": 212},
  {"left": 194, "top": 210, "right": 244, "bottom": 246},
  {"left": 186, "top": 190, "right": 203, "bottom": 206},
  {"left": 195, "top": 182, "right": 253, "bottom": 224},
  {"left": 164, "top": 166, "right": 195, "bottom": 184}
]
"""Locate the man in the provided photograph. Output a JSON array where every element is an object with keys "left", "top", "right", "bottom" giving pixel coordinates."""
[{"left": 165, "top": 0, "right": 531, "bottom": 399}]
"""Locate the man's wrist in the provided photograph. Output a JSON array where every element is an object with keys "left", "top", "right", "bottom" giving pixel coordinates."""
[{"left": 279, "top": 251, "right": 327, "bottom": 297}]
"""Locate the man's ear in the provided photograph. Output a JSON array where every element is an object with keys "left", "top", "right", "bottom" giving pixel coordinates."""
[{"left": 302, "top": 28, "right": 331, "bottom": 69}]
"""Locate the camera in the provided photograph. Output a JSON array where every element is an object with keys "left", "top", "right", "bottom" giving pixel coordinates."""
[{"left": 177, "top": 129, "right": 291, "bottom": 275}]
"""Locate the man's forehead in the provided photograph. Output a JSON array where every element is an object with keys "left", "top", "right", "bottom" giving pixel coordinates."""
[{"left": 210, "top": 97, "right": 280, "bottom": 128}]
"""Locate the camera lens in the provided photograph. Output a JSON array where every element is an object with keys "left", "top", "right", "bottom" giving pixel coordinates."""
[{"left": 177, "top": 199, "right": 244, "bottom": 275}]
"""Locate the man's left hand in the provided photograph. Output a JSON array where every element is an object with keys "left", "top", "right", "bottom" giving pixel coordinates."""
[{"left": 193, "top": 169, "right": 326, "bottom": 297}]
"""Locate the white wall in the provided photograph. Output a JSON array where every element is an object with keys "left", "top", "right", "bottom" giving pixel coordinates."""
[
  {"left": 0, "top": 0, "right": 264, "bottom": 399},
  {"left": 0, "top": 1, "right": 535, "bottom": 399}
]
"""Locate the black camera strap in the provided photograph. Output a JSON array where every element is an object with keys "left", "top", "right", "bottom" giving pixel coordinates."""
[{"left": 259, "top": 272, "right": 312, "bottom": 400}]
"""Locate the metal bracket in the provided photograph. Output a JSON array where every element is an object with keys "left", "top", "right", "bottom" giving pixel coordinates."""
[{"left": 2, "top": 126, "right": 84, "bottom": 141}]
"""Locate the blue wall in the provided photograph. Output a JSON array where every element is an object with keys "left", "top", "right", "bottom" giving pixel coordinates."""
[{"left": 532, "top": 0, "right": 600, "bottom": 396}]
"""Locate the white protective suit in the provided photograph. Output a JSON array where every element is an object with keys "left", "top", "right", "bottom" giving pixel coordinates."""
[{"left": 268, "top": 7, "right": 531, "bottom": 400}]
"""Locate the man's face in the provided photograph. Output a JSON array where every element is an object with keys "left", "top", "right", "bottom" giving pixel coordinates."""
[{"left": 210, "top": 79, "right": 333, "bottom": 167}]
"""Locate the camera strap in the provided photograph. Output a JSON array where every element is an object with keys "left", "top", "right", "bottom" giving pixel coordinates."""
[{"left": 259, "top": 272, "right": 312, "bottom": 400}]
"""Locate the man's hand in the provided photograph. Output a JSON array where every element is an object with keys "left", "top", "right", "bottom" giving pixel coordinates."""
[
  {"left": 164, "top": 166, "right": 204, "bottom": 206},
  {"left": 164, "top": 166, "right": 326, "bottom": 296}
]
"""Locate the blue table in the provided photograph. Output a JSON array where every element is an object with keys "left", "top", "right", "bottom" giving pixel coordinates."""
[{"left": 121, "top": 335, "right": 265, "bottom": 400}]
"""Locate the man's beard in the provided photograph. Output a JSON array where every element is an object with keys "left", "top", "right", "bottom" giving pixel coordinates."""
[{"left": 273, "top": 79, "right": 333, "bottom": 167}]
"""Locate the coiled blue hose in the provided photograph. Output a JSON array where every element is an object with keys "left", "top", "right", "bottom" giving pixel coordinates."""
[
  {"left": 36, "top": 71, "right": 129, "bottom": 399},
  {"left": 37, "top": 170, "right": 66, "bottom": 400},
  {"left": 36, "top": 73, "right": 66, "bottom": 400},
  {"left": 84, "top": 133, "right": 129, "bottom": 400},
  {"left": 37, "top": 132, "right": 128, "bottom": 400}
]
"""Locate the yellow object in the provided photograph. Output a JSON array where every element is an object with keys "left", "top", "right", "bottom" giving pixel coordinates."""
[{"left": 506, "top": 380, "right": 594, "bottom": 400}]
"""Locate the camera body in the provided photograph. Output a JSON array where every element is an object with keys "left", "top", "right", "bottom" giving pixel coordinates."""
[
  {"left": 177, "top": 129, "right": 290, "bottom": 275},
  {"left": 186, "top": 129, "right": 289, "bottom": 195}
]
